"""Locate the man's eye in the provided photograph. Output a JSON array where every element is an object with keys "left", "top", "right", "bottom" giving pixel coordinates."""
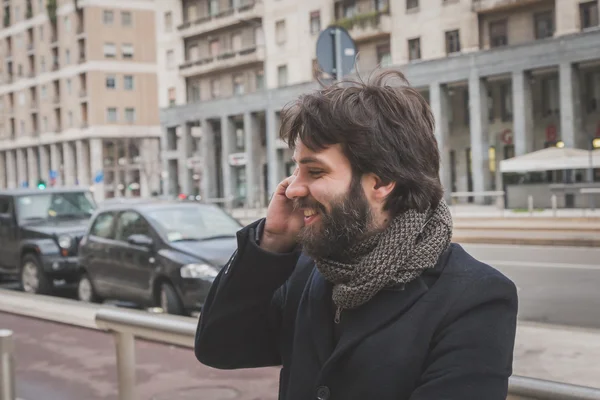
[{"left": 309, "top": 170, "right": 324, "bottom": 177}]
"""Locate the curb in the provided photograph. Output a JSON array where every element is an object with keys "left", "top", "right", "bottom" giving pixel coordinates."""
[{"left": 452, "top": 236, "right": 600, "bottom": 247}]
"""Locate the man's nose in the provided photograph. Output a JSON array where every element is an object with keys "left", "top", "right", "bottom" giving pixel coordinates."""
[{"left": 285, "top": 175, "right": 309, "bottom": 200}]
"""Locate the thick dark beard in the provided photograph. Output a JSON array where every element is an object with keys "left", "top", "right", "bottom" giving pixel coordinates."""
[{"left": 296, "top": 177, "right": 372, "bottom": 260}]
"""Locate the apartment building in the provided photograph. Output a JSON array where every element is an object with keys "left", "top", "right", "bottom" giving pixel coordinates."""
[
  {"left": 159, "top": 0, "right": 600, "bottom": 208},
  {"left": 0, "top": 0, "right": 161, "bottom": 201}
]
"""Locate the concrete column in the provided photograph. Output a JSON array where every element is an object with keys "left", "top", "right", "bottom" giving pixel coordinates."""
[
  {"left": 159, "top": 127, "right": 173, "bottom": 196},
  {"left": 50, "top": 144, "right": 62, "bottom": 186},
  {"left": 16, "top": 149, "right": 27, "bottom": 187},
  {"left": 201, "top": 119, "right": 218, "bottom": 200},
  {"left": 89, "top": 138, "right": 105, "bottom": 202},
  {"left": 6, "top": 150, "right": 17, "bottom": 188},
  {"left": 555, "top": 0, "right": 579, "bottom": 36},
  {"left": 63, "top": 142, "right": 76, "bottom": 186},
  {"left": 0, "top": 152, "right": 5, "bottom": 189},
  {"left": 39, "top": 145, "right": 50, "bottom": 182},
  {"left": 468, "top": 73, "right": 492, "bottom": 200},
  {"left": 265, "top": 108, "right": 280, "bottom": 197},
  {"left": 178, "top": 123, "right": 193, "bottom": 195},
  {"left": 220, "top": 115, "right": 236, "bottom": 207},
  {"left": 512, "top": 70, "right": 535, "bottom": 156},
  {"left": 559, "top": 62, "right": 582, "bottom": 149},
  {"left": 76, "top": 140, "right": 90, "bottom": 187},
  {"left": 244, "top": 111, "right": 261, "bottom": 208},
  {"left": 26, "top": 147, "right": 38, "bottom": 186},
  {"left": 429, "top": 82, "right": 452, "bottom": 202}
]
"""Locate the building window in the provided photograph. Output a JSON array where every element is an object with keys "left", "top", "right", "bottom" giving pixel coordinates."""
[
  {"left": 124, "top": 75, "right": 134, "bottom": 90},
  {"left": 40, "top": 56, "right": 45, "bottom": 72},
  {"left": 208, "top": 0, "right": 218, "bottom": 16},
  {"left": 39, "top": 25, "right": 44, "bottom": 41},
  {"left": 256, "top": 69, "right": 264, "bottom": 90},
  {"left": 210, "top": 79, "right": 220, "bottom": 98},
  {"left": 106, "top": 107, "right": 117, "bottom": 122},
  {"left": 164, "top": 11, "right": 172, "bottom": 32},
  {"left": 122, "top": 44, "right": 134, "bottom": 59},
  {"left": 166, "top": 50, "right": 174, "bottom": 69},
  {"left": 68, "top": 111, "right": 73, "bottom": 127},
  {"left": 541, "top": 77, "right": 559, "bottom": 116},
  {"left": 580, "top": 1, "right": 599, "bottom": 29},
  {"left": 233, "top": 74, "right": 245, "bottom": 95},
  {"left": 125, "top": 108, "right": 135, "bottom": 123},
  {"left": 487, "top": 89, "right": 495, "bottom": 122},
  {"left": 64, "top": 16, "right": 71, "bottom": 32},
  {"left": 489, "top": 20, "right": 508, "bottom": 47},
  {"left": 43, "top": 116, "right": 48, "bottom": 132},
  {"left": 188, "top": 82, "right": 200, "bottom": 102},
  {"left": 310, "top": 11, "right": 321, "bottom": 35},
  {"left": 445, "top": 30, "right": 461, "bottom": 54},
  {"left": 168, "top": 87, "right": 176, "bottom": 105},
  {"left": 41, "top": 85, "right": 47, "bottom": 99},
  {"left": 277, "top": 65, "right": 288, "bottom": 87},
  {"left": 208, "top": 41, "right": 218, "bottom": 57},
  {"left": 121, "top": 11, "right": 132, "bottom": 26},
  {"left": 103, "top": 10, "right": 114, "bottom": 25},
  {"left": 376, "top": 43, "right": 391, "bottom": 67},
  {"left": 406, "top": 0, "right": 419, "bottom": 10},
  {"left": 231, "top": 32, "right": 242, "bottom": 51},
  {"left": 408, "top": 38, "right": 421, "bottom": 61},
  {"left": 534, "top": 11, "right": 554, "bottom": 39},
  {"left": 106, "top": 74, "right": 116, "bottom": 89},
  {"left": 66, "top": 78, "right": 72, "bottom": 94},
  {"left": 103, "top": 43, "right": 116, "bottom": 58},
  {"left": 65, "top": 49, "right": 70, "bottom": 64},
  {"left": 500, "top": 83, "right": 512, "bottom": 121},
  {"left": 275, "top": 20, "right": 286, "bottom": 45}
]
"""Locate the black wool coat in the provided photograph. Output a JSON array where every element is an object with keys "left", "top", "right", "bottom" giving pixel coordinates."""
[{"left": 195, "top": 219, "right": 518, "bottom": 400}]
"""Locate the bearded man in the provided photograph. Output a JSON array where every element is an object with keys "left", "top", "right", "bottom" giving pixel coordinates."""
[{"left": 194, "top": 70, "right": 518, "bottom": 400}]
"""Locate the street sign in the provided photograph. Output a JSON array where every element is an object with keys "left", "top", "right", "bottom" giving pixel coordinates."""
[
  {"left": 228, "top": 153, "right": 247, "bottom": 167},
  {"left": 316, "top": 26, "right": 357, "bottom": 81}
]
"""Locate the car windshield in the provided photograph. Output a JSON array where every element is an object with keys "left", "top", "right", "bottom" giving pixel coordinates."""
[
  {"left": 16, "top": 192, "right": 96, "bottom": 222},
  {"left": 146, "top": 205, "right": 241, "bottom": 242}
]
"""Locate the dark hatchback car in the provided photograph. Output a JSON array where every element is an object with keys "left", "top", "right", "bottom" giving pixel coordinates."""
[
  {"left": 0, "top": 188, "right": 96, "bottom": 294},
  {"left": 77, "top": 200, "right": 242, "bottom": 315}
]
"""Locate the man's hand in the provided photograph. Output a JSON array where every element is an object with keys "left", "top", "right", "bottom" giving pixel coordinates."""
[{"left": 260, "top": 170, "right": 304, "bottom": 253}]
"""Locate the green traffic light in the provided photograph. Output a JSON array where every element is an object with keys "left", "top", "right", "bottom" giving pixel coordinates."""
[{"left": 37, "top": 179, "right": 47, "bottom": 189}]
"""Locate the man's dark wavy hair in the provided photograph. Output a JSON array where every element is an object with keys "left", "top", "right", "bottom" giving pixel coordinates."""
[{"left": 279, "top": 68, "right": 443, "bottom": 216}]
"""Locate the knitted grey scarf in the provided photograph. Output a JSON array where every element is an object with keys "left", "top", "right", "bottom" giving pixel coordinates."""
[{"left": 315, "top": 200, "right": 453, "bottom": 315}]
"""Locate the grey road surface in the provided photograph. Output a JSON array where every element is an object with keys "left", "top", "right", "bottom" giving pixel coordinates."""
[{"left": 461, "top": 243, "right": 600, "bottom": 329}]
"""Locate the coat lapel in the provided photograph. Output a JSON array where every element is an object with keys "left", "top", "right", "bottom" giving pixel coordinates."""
[
  {"left": 317, "top": 271, "right": 429, "bottom": 378},
  {"left": 303, "top": 267, "right": 336, "bottom": 366}
]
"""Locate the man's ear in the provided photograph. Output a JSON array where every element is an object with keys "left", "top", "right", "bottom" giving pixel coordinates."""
[{"left": 364, "top": 173, "right": 395, "bottom": 203}]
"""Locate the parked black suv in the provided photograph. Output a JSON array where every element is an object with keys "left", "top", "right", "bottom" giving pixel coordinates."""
[
  {"left": 77, "top": 200, "right": 241, "bottom": 315},
  {"left": 0, "top": 188, "right": 97, "bottom": 294}
]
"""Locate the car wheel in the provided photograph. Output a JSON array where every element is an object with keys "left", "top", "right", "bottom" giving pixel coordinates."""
[
  {"left": 20, "top": 254, "right": 53, "bottom": 295},
  {"left": 159, "top": 282, "right": 185, "bottom": 316},
  {"left": 77, "top": 273, "right": 102, "bottom": 303}
]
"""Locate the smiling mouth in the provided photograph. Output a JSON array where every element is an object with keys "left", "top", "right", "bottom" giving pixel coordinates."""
[{"left": 303, "top": 209, "right": 320, "bottom": 225}]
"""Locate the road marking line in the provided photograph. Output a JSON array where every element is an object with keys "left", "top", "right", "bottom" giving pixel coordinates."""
[{"left": 485, "top": 260, "right": 600, "bottom": 270}]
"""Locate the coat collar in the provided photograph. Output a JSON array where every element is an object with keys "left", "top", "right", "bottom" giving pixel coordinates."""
[{"left": 302, "top": 244, "right": 454, "bottom": 379}]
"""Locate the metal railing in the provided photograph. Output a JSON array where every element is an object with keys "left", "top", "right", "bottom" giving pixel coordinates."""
[{"left": 2, "top": 289, "right": 600, "bottom": 400}]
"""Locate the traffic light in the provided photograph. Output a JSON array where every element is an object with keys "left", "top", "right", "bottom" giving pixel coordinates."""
[{"left": 37, "top": 179, "right": 47, "bottom": 189}]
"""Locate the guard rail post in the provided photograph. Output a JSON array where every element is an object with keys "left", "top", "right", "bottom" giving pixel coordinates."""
[
  {"left": 0, "top": 330, "right": 15, "bottom": 400},
  {"left": 114, "top": 331, "right": 137, "bottom": 400}
]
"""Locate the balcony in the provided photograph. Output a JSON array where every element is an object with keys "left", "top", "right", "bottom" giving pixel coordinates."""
[
  {"left": 78, "top": 53, "right": 86, "bottom": 64},
  {"left": 30, "top": 100, "right": 38, "bottom": 110},
  {"left": 51, "top": 62, "right": 59, "bottom": 71},
  {"left": 52, "top": 96, "right": 61, "bottom": 107},
  {"left": 333, "top": 8, "right": 391, "bottom": 42},
  {"left": 471, "top": 0, "right": 549, "bottom": 13},
  {"left": 50, "top": 33, "right": 58, "bottom": 47},
  {"left": 79, "top": 89, "right": 87, "bottom": 100},
  {"left": 27, "top": 42, "right": 34, "bottom": 54},
  {"left": 177, "top": 1, "right": 264, "bottom": 39},
  {"left": 80, "top": 121, "right": 89, "bottom": 129},
  {"left": 179, "top": 46, "right": 264, "bottom": 78}
]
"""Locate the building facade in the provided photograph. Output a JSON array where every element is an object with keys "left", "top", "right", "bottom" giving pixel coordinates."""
[
  {"left": 0, "top": 0, "right": 161, "bottom": 201},
  {"left": 159, "top": 0, "right": 600, "bottom": 207}
]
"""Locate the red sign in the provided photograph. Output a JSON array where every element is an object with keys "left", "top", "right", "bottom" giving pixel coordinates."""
[
  {"left": 501, "top": 129, "right": 513, "bottom": 145},
  {"left": 546, "top": 124, "right": 557, "bottom": 141}
]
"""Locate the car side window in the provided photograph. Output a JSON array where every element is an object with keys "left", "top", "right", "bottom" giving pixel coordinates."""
[
  {"left": 0, "top": 197, "right": 11, "bottom": 215},
  {"left": 115, "top": 211, "right": 151, "bottom": 242},
  {"left": 90, "top": 212, "right": 115, "bottom": 239}
]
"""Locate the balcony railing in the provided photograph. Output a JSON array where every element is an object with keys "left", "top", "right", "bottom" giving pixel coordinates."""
[
  {"left": 179, "top": 47, "right": 262, "bottom": 77},
  {"left": 79, "top": 89, "right": 87, "bottom": 98},
  {"left": 78, "top": 53, "right": 86, "bottom": 63},
  {"left": 51, "top": 62, "right": 59, "bottom": 71},
  {"left": 177, "top": 2, "right": 263, "bottom": 37},
  {"left": 471, "top": 0, "right": 540, "bottom": 13},
  {"left": 333, "top": 6, "right": 390, "bottom": 32},
  {"left": 80, "top": 121, "right": 89, "bottom": 129}
]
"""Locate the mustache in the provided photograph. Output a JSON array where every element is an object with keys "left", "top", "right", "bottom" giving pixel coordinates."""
[{"left": 293, "top": 197, "right": 327, "bottom": 213}]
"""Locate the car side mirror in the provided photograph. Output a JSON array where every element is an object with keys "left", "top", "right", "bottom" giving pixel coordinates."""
[{"left": 127, "top": 234, "right": 153, "bottom": 248}]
